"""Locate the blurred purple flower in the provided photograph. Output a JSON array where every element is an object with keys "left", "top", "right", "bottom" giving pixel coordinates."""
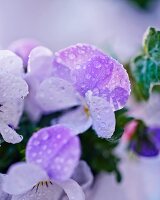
[
  {"left": 2, "top": 125, "right": 90, "bottom": 200},
  {"left": 8, "top": 39, "right": 40, "bottom": 67},
  {"left": 0, "top": 50, "right": 28, "bottom": 143},
  {"left": 129, "top": 127, "right": 160, "bottom": 157},
  {"left": 26, "top": 44, "right": 130, "bottom": 138}
]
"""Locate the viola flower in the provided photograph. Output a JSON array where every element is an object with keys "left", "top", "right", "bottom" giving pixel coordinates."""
[
  {"left": 0, "top": 50, "right": 28, "bottom": 143},
  {"left": 129, "top": 127, "right": 160, "bottom": 157},
  {"left": 33, "top": 44, "right": 130, "bottom": 138},
  {"left": 2, "top": 125, "right": 89, "bottom": 200},
  {"left": 8, "top": 38, "right": 39, "bottom": 68}
]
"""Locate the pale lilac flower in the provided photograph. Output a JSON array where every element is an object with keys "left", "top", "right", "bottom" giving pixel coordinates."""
[
  {"left": 2, "top": 125, "right": 88, "bottom": 200},
  {"left": 0, "top": 50, "right": 28, "bottom": 143},
  {"left": 8, "top": 39, "right": 39, "bottom": 67},
  {"left": 34, "top": 44, "right": 130, "bottom": 138}
]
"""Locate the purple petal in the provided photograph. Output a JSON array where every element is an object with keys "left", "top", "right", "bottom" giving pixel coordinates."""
[
  {"left": 130, "top": 139, "right": 159, "bottom": 157},
  {"left": 86, "top": 91, "right": 115, "bottom": 138},
  {"left": 148, "top": 127, "right": 160, "bottom": 150},
  {"left": 26, "top": 125, "right": 81, "bottom": 181},
  {"left": 3, "top": 162, "right": 48, "bottom": 195},
  {"left": 27, "top": 46, "right": 53, "bottom": 81},
  {"left": 56, "top": 107, "right": 92, "bottom": 134},
  {"left": 72, "top": 54, "right": 130, "bottom": 111},
  {"left": 54, "top": 43, "right": 104, "bottom": 70},
  {"left": 36, "top": 77, "right": 80, "bottom": 112},
  {"left": 9, "top": 39, "right": 39, "bottom": 67}
]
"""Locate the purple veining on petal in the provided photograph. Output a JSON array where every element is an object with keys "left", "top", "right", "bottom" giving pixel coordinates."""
[
  {"left": 9, "top": 39, "right": 39, "bottom": 67},
  {"left": 54, "top": 43, "right": 104, "bottom": 70},
  {"left": 26, "top": 125, "right": 81, "bottom": 181},
  {"left": 72, "top": 55, "right": 114, "bottom": 96}
]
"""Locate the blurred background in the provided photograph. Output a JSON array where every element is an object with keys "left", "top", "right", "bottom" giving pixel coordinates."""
[{"left": 0, "top": 0, "right": 159, "bottom": 63}]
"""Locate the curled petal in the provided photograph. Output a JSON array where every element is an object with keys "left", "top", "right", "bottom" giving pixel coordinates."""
[
  {"left": 28, "top": 46, "right": 53, "bottom": 80},
  {"left": 86, "top": 91, "right": 115, "bottom": 138},
  {"left": 72, "top": 55, "right": 130, "bottom": 111},
  {"left": 0, "top": 50, "right": 23, "bottom": 76},
  {"left": 56, "top": 179, "right": 85, "bottom": 200},
  {"left": 54, "top": 43, "right": 104, "bottom": 70},
  {"left": 0, "top": 72, "right": 28, "bottom": 102},
  {"left": 9, "top": 38, "right": 39, "bottom": 66},
  {"left": 56, "top": 107, "right": 92, "bottom": 134},
  {"left": 36, "top": 77, "right": 80, "bottom": 112},
  {"left": 3, "top": 162, "right": 48, "bottom": 195},
  {"left": 26, "top": 125, "right": 81, "bottom": 181},
  {"left": 0, "top": 122, "right": 23, "bottom": 144},
  {"left": 72, "top": 161, "right": 93, "bottom": 191}
]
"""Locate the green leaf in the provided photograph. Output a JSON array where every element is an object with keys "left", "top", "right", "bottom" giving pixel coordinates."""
[{"left": 131, "top": 27, "right": 160, "bottom": 100}]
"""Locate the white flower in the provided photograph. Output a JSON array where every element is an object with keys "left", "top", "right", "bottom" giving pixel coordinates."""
[{"left": 0, "top": 50, "right": 28, "bottom": 143}]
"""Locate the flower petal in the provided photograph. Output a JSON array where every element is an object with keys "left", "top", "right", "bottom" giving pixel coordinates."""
[
  {"left": 36, "top": 77, "right": 80, "bottom": 112},
  {"left": 54, "top": 43, "right": 104, "bottom": 70},
  {"left": 0, "top": 72, "right": 28, "bottom": 102},
  {"left": 9, "top": 38, "right": 39, "bottom": 66},
  {"left": 3, "top": 162, "right": 48, "bottom": 195},
  {"left": 72, "top": 161, "right": 93, "bottom": 191},
  {"left": 86, "top": 91, "right": 115, "bottom": 138},
  {"left": 56, "top": 179, "right": 85, "bottom": 200},
  {"left": 27, "top": 46, "right": 53, "bottom": 80},
  {"left": 26, "top": 125, "right": 81, "bottom": 181},
  {"left": 0, "top": 50, "right": 23, "bottom": 76},
  {"left": 72, "top": 55, "right": 130, "bottom": 111},
  {"left": 56, "top": 107, "right": 92, "bottom": 134},
  {"left": 0, "top": 122, "right": 23, "bottom": 144},
  {"left": 12, "top": 181, "right": 63, "bottom": 200}
]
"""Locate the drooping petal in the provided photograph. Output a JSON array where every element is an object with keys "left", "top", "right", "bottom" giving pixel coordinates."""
[
  {"left": 36, "top": 77, "right": 80, "bottom": 112},
  {"left": 56, "top": 107, "right": 92, "bottom": 134},
  {"left": 12, "top": 181, "right": 63, "bottom": 200},
  {"left": 0, "top": 50, "right": 23, "bottom": 76},
  {"left": 72, "top": 161, "right": 93, "bottom": 191},
  {"left": 0, "top": 72, "right": 28, "bottom": 102},
  {"left": 148, "top": 127, "right": 160, "bottom": 150},
  {"left": 54, "top": 43, "right": 104, "bottom": 70},
  {"left": 56, "top": 179, "right": 85, "bottom": 200},
  {"left": 9, "top": 38, "right": 39, "bottom": 67},
  {"left": 27, "top": 46, "right": 53, "bottom": 81},
  {"left": 3, "top": 162, "right": 48, "bottom": 195},
  {"left": 0, "top": 122, "right": 23, "bottom": 144},
  {"left": 72, "top": 54, "right": 130, "bottom": 111},
  {"left": 26, "top": 125, "right": 81, "bottom": 181},
  {"left": 86, "top": 91, "right": 115, "bottom": 138}
]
